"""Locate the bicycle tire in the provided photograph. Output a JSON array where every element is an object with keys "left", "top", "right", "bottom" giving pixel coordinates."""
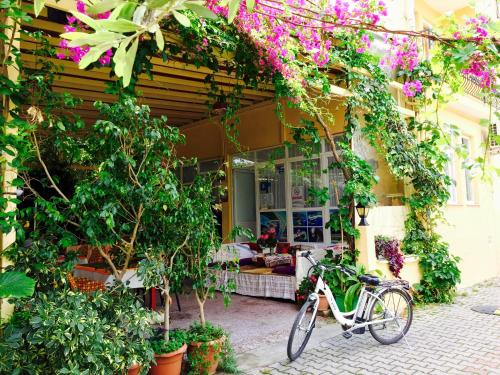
[
  {"left": 368, "top": 287, "right": 413, "bottom": 345},
  {"left": 287, "top": 298, "right": 316, "bottom": 361}
]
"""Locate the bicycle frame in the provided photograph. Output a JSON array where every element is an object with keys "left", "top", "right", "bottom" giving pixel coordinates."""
[{"left": 303, "top": 268, "right": 402, "bottom": 338}]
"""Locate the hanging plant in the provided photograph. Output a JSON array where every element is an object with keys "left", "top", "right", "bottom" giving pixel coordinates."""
[{"left": 375, "top": 236, "right": 405, "bottom": 279}]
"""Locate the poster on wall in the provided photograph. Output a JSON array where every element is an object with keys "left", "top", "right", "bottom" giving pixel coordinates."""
[
  {"left": 260, "top": 211, "right": 287, "bottom": 241},
  {"left": 308, "top": 227, "right": 323, "bottom": 242},
  {"left": 307, "top": 211, "right": 322, "bottom": 226},
  {"left": 291, "top": 185, "right": 305, "bottom": 207},
  {"left": 259, "top": 181, "right": 274, "bottom": 208},
  {"left": 293, "top": 227, "right": 308, "bottom": 242},
  {"left": 292, "top": 211, "right": 324, "bottom": 243},
  {"left": 292, "top": 211, "right": 307, "bottom": 226}
]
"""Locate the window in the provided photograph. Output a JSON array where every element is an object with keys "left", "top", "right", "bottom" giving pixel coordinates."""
[
  {"left": 461, "top": 137, "right": 474, "bottom": 203},
  {"left": 420, "top": 21, "right": 434, "bottom": 60},
  {"left": 231, "top": 138, "right": 346, "bottom": 244},
  {"left": 328, "top": 157, "right": 345, "bottom": 207},
  {"left": 490, "top": 123, "right": 498, "bottom": 148},
  {"left": 182, "top": 165, "right": 197, "bottom": 184},
  {"left": 258, "top": 164, "right": 286, "bottom": 210},
  {"left": 290, "top": 160, "right": 321, "bottom": 208},
  {"left": 199, "top": 159, "right": 222, "bottom": 174},
  {"left": 444, "top": 147, "right": 457, "bottom": 204}
]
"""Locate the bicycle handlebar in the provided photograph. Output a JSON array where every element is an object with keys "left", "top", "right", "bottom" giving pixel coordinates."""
[{"left": 300, "top": 250, "right": 355, "bottom": 276}]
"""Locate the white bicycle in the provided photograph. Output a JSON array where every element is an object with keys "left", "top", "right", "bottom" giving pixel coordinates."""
[{"left": 287, "top": 251, "right": 413, "bottom": 361}]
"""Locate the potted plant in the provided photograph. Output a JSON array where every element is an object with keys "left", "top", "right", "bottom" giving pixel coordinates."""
[
  {"left": 138, "top": 182, "right": 197, "bottom": 374},
  {"left": 148, "top": 330, "right": 187, "bottom": 375},
  {"left": 182, "top": 174, "right": 236, "bottom": 374},
  {"left": 186, "top": 322, "right": 226, "bottom": 375}
]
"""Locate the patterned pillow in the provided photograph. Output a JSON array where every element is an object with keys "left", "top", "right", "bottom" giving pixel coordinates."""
[{"left": 265, "top": 254, "right": 292, "bottom": 268}]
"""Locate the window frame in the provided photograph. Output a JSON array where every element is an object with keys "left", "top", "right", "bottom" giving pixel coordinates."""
[{"left": 460, "top": 136, "right": 475, "bottom": 204}]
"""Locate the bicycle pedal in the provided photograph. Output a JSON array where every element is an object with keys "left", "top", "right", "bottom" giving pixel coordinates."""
[
  {"left": 352, "top": 327, "right": 365, "bottom": 335},
  {"left": 342, "top": 332, "right": 352, "bottom": 339}
]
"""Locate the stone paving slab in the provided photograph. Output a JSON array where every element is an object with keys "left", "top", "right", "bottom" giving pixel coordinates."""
[{"left": 246, "top": 278, "right": 500, "bottom": 375}]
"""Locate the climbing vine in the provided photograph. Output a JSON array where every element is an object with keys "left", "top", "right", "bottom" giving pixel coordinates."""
[
  {"left": 328, "top": 43, "right": 462, "bottom": 303},
  {"left": 2, "top": 0, "right": 499, "bottom": 305}
]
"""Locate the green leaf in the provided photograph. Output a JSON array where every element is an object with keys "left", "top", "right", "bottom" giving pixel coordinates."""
[
  {"left": 71, "top": 11, "right": 101, "bottom": 30},
  {"left": 113, "top": 36, "right": 133, "bottom": 77},
  {"left": 184, "top": 3, "right": 217, "bottom": 19},
  {"left": 87, "top": 0, "right": 122, "bottom": 15},
  {"left": 148, "top": 0, "right": 170, "bottom": 9},
  {"left": 78, "top": 44, "right": 110, "bottom": 69},
  {"left": 96, "top": 19, "right": 139, "bottom": 32},
  {"left": 60, "top": 32, "right": 91, "bottom": 41},
  {"left": 227, "top": 0, "right": 241, "bottom": 23},
  {"left": 155, "top": 29, "right": 164, "bottom": 51},
  {"left": 344, "top": 283, "right": 360, "bottom": 312},
  {"left": 0, "top": 271, "right": 36, "bottom": 299},
  {"left": 122, "top": 37, "right": 139, "bottom": 87},
  {"left": 34, "top": 0, "right": 45, "bottom": 17},
  {"left": 114, "top": 1, "right": 137, "bottom": 20},
  {"left": 68, "top": 31, "right": 123, "bottom": 47},
  {"left": 246, "top": 0, "right": 255, "bottom": 11},
  {"left": 172, "top": 10, "right": 191, "bottom": 27}
]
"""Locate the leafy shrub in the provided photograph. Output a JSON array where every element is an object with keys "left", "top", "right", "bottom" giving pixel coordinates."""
[
  {"left": 217, "top": 335, "right": 240, "bottom": 374},
  {"left": 186, "top": 321, "right": 229, "bottom": 375},
  {"left": 187, "top": 321, "right": 225, "bottom": 343},
  {"left": 5, "top": 239, "right": 75, "bottom": 292},
  {"left": 375, "top": 235, "right": 405, "bottom": 278},
  {"left": 150, "top": 329, "right": 186, "bottom": 355},
  {"left": 0, "top": 287, "right": 154, "bottom": 374},
  {"left": 414, "top": 238, "right": 461, "bottom": 303}
]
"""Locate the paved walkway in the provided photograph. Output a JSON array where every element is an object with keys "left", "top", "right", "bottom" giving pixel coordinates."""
[{"left": 246, "top": 279, "right": 500, "bottom": 375}]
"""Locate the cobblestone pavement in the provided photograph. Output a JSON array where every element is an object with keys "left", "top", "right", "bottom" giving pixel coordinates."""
[{"left": 247, "top": 279, "right": 500, "bottom": 375}]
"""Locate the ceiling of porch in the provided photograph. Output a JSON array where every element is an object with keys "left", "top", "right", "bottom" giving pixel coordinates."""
[{"left": 20, "top": 6, "right": 276, "bottom": 127}]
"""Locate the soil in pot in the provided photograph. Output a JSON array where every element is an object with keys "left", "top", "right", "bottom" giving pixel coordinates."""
[
  {"left": 149, "top": 343, "right": 187, "bottom": 375},
  {"left": 318, "top": 294, "right": 329, "bottom": 311},
  {"left": 187, "top": 337, "right": 224, "bottom": 375}
]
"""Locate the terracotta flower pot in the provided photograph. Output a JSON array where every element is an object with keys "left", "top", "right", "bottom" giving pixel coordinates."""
[
  {"left": 317, "top": 294, "right": 329, "bottom": 312},
  {"left": 149, "top": 343, "right": 187, "bottom": 375},
  {"left": 128, "top": 363, "right": 141, "bottom": 375},
  {"left": 187, "top": 336, "right": 225, "bottom": 375}
]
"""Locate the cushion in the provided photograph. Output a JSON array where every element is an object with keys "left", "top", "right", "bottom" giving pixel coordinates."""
[
  {"left": 272, "top": 265, "right": 296, "bottom": 275},
  {"left": 239, "top": 257, "right": 254, "bottom": 266},
  {"left": 265, "top": 254, "right": 292, "bottom": 268},
  {"left": 244, "top": 242, "right": 262, "bottom": 253},
  {"left": 277, "top": 242, "right": 290, "bottom": 254}
]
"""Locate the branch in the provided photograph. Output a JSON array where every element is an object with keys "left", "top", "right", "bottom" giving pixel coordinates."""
[
  {"left": 98, "top": 245, "right": 119, "bottom": 279},
  {"left": 31, "top": 132, "right": 70, "bottom": 202}
]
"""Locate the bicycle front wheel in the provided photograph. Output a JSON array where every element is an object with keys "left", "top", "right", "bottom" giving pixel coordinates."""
[
  {"left": 287, "top": 298, "right": 317, "bottom": 361},
  {"left": 368, "top": 287, "right": 413, "bottom": 345}
]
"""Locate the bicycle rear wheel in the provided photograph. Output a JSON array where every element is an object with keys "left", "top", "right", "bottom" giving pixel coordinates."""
[
  {"left": 287, "top": 298, "right": 317, "bottom": 361},
  {"left": 368, "top": 287, "right": 413, "bottom": 345}
]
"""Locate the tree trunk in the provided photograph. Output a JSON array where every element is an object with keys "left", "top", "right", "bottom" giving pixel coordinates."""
[
  {"left": 162, "top": 276, "right": 170, "bottom": 342},
  {"left": 195, "top": 290, "right": 206, "bottom": 327}
]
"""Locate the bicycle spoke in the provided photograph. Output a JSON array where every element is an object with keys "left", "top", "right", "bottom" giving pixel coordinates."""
[{"left": 368, "top": 289, "right": 412, "bottom": 345}]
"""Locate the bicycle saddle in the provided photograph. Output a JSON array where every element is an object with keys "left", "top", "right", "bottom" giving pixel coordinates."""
[{"left": 359, "top": 274, "right": 380, "bottom": 286}]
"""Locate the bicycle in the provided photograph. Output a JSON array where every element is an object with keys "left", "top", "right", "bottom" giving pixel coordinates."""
[{"left": 287, "top": 250, "right": 413, "bottom": 361}]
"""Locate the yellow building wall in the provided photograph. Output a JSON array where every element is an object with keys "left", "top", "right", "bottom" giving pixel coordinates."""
[{"left": 436, "top": 105, "right": 500, "bottom": 287}]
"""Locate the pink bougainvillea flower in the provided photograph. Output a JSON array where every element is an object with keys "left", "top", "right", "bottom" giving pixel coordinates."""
[{"left": 402, "top": 80, "right": 422, "bottom": 97}]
